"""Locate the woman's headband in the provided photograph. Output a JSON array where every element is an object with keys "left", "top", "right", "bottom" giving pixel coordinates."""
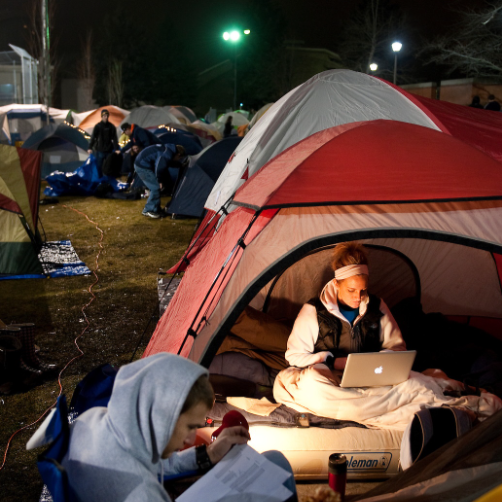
[{"left": 334, "top": 264, "right": 369, "bottom": 280}]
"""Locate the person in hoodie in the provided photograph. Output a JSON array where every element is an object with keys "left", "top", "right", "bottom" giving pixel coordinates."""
[
  {"left": 285, "top": 241, "right": 406, "bottom": 381},
  {"left": 61, "top": 353, "right": 255, "bottom": 502},
  {"left": 119, "top": 123, "right": 160, "bottom": 153},
  {"left": 134, "top": 143, "right": 186, "bottom": 218}
]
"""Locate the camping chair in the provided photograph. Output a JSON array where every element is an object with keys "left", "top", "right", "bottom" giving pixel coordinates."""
[{"left": 27, "top": 364, "right": 118, "bottom": 502}]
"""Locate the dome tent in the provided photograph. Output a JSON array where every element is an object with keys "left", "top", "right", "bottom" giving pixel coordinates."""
[
  {"left": 146, "top": 120, "right": 502, "bottom": 360},
  {"left": 22, "top": 123, "right": 89, "bottom": 178},
  {"left": 170, "top": 69, "right": 502, "bottom": 274},
  {"left": 144, "top": 120, "right": 502, "bottom": 477},
  {"left": 168, "top": 136, "right": 242, "bottom": 218},
  {"left": 123, "top": 105, "right": 180, "bottom": 129}
]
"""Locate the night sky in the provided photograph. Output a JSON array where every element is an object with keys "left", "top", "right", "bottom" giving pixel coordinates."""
[{"left": 0, "top": 0, "right": 487, "bottom": 77}]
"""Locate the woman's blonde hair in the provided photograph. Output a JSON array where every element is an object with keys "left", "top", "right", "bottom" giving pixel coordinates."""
[{"left": 331, "top": 241, "right": 368, "bottom": 274}]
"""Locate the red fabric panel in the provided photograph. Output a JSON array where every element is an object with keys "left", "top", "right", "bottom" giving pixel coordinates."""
[
  {"left": 0, "top": 194, "right": 22, "bottom": 214},
  {"left": 468, "top": 317, "right": 502, "bottom": 341},
  {"left": 413, "top": 95, "right": 502, "bottom": 164},
  {"left": 144, "top": 208, "right": 278, "bottom": 358},
  {"left": 234, "top": 120, "right": 502, "bottom": 209},
  {"left": 166, "top": 210, "right": 220, "bottom": 274},
  {"left": 16, "top": 148, "right": 42, "bottom": 227}
]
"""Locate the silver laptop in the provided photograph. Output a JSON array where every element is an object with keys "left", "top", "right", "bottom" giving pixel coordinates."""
[{"left": 339, "top": 350, "right": 417, "bottom": 388}]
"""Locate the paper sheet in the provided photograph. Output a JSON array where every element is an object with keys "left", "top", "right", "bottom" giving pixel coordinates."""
[{"left": 176, "top": 444, "right": 293, "bottom": 502}]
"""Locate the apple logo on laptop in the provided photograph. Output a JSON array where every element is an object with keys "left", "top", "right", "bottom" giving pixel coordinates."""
[{"left": 374, "top": 366, "right": 383, "bottom": 374}]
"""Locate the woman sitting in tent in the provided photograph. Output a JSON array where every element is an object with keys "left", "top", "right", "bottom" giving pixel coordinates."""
[{"left": 285, "top": 241, "right": 406, "bottom": 379}]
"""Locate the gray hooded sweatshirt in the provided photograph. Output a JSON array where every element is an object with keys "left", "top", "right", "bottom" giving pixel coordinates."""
[{"left": 62, "top": 353, "right": 207, "bottom": 502}]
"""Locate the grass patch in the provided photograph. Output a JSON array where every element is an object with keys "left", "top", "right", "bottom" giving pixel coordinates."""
[{"left": 0, "top": 187, "right": 198, "bottom": 501}]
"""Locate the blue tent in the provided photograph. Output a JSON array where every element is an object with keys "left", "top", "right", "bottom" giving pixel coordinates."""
[
  {"left": 168, "top": 136, "right": 242, "bottom": 218},
  {"left": 155, "top": 130, "right": 203, "bottom": 156},
  {"left": 23, "top": 124, "right": 89, "bottom": 178}
]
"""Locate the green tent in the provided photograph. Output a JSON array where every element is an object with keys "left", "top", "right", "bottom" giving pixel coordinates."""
[{"left": 0, "top": 144, "right": 43, "bottom": 276}]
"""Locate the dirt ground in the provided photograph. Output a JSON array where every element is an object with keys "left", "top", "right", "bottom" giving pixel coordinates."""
[{"left": 0, "top": 188, "right": 383, "bottom": 501}]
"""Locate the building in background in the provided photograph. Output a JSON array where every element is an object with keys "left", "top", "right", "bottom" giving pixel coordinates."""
[{"left": 401, "top": 78, "right": 502, "bottom": 107}]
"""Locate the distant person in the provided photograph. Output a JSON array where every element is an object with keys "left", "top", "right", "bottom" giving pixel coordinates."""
[
  {"left": 119, "top": 123, "right": 160, "bottom": 153},
  {"left": 484, "top": 94, "right": 501, "bottom": 112},
  {"left": 88, "top": 109, "right": 119, "bottom": 176},
  {"left": 134, "top": 144, "right": 186, "bottom": 218},
  {"left": 468, "top": 96, "right": 483, "bottom": 109},
  {"left": 223, "top": 116, "right": 233, "bottom": 138}
]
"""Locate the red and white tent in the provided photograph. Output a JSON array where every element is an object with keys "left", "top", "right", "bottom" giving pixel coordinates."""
[
  {"left": 169, "top": 70, "right": 502, "bottom": 274},
  {"left": 145, "top": 120, "right": 502, "bottom": 363}
]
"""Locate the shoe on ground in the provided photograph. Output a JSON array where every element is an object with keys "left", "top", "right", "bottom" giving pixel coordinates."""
[{"left": 142, "top": 210, "right": 161, "bottom": 219}]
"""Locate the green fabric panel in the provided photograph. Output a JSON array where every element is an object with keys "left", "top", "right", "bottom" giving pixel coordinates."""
[
  {"left": 0, "top": 144, "right": 34, "bottom": 231},
  {"left": 0, "top": 242, "right": 43, "bottom": 275},
  {"left": 0, "top": 210, "right": 30, "bottom": 243}
]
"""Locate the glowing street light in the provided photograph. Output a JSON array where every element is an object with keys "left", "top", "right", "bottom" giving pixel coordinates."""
[
  {"left": 222, "top": 29, "right": 250, "bottom": 109},
  {"left": 369, "top": 63, "right": 378, "bottom": 72},
  {"left": 392, "top": 41, "right": 402, "bottom": 85}
]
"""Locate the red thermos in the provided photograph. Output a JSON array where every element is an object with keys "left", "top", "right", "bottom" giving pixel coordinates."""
[{"left": 328, "top": 453, "right": 347, "bottom": 499}]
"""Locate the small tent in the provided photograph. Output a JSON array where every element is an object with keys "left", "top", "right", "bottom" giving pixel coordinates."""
[
  {"left": 22, "top": 123, "right": 89, "bottom": 178},
  {"left": 0, "top": 104, "right": 54, "bottom": 145},
  {"left": 123, "top": 106, "right": 180, "bottom": 129},
  {"left": 77, "top": 105, "right": 130, "bottom": 135},
  {"left": 0, "top": 144, "right": 43, "bottom": 276},
  {"left": 168, "top": 137, "right": 242, "bottom": 218},
  {"left": 156, "top": 130, "right": 203, "bottom": 156},
  {"left": 169, "top": 106, "right": 197, "bottom": 124},
  {"left": 212, "top": 112, "right": 249, "bottom": 136}
]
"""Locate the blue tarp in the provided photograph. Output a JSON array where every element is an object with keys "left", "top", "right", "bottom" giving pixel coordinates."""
[{"left": 44, "top": 155, "right": 128, "bottom": 197}]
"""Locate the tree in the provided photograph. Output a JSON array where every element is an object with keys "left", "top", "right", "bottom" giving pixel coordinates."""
[
  {"left": 23, "top": 0, "right": 59, "bottom": 106},
  {"left": 422, "top": 1, "right": 502, "bottom": 77},
  {"left": 337, "top": 0, "right": 408, "bottom": 79}
]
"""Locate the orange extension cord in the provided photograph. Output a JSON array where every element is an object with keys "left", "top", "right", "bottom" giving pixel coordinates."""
[{"left": 0, "top": 205, "right": 104, "bottom": 471}]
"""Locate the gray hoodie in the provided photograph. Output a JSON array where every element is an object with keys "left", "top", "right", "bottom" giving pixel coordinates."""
[{"left": 62, "top": 353, "right": 207, "bottom": 502}]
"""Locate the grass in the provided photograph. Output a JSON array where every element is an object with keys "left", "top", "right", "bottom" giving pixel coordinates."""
[{"left": 0, "top": 187, "right": 199, "bottom": 501}]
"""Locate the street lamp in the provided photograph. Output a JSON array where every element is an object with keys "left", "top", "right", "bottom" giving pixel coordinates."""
[
  {"left": 222, "top": 29, "right": 250, "bottom": 110},
  {"left": 369, "top": 63, "right": 378, "bottom": 72},
  {"left": 392, "top": 41, "right": 402, "bottom": 85}
]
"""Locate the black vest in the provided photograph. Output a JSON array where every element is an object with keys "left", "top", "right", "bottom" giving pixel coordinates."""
[{"left": 309, "top": 294, "right": 384, "bottom": 356}]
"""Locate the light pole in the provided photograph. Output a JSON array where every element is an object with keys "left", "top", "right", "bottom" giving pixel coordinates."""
[
  {"left": 392, "top": 41, "right": 402, "bottom": 85},
  {"left": 369, "top": 63, "right": 378, "bottom": 72},
  {"left": 222, "top": 29, "right": 250, "bottom": 110}
]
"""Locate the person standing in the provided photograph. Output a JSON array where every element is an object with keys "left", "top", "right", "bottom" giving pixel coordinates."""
[
  {"left": 87, "top": 109, "right": 119, "bottom": 176},
  {"left": 134, "top": 144, "right": 186, "bottom": 218}
]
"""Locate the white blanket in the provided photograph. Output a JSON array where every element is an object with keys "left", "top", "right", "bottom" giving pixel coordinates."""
[{"left": 273, "top": 366, "right": 502, "bottom": 431}]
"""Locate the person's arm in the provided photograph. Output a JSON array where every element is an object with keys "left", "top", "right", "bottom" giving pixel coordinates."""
[
  {"left": 379, "top": 299, "right": 407, "bottom": 351},
  {"left": 120, "top": 139, "right": 133, "bottom": 154},
  {"left": 88, "top": 124, "right": 97, "bottom": 152},
  {"left": 162, "top": 426, "right": 250, "bottom": 476},
  {"left": 285, "top": 303, "right": 332, "bottom": 368}
]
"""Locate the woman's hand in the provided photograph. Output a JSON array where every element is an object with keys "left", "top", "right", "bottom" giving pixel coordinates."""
[{"left": 206, "top": 426, "right": 250, "bottom": 464}]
